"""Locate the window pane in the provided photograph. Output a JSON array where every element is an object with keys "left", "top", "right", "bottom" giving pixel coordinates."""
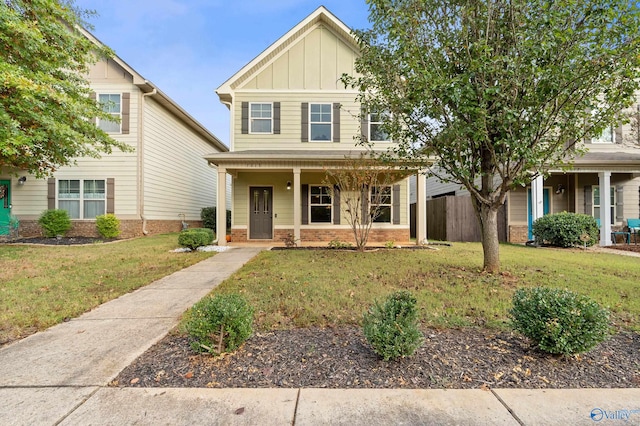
[
  {"left": 311, "top": 123, "right": 331, "bottom": 141},
  {"left": 251, "top": 119, "right": 272, "bottom": 133},
  {"left": 250, "top": 104, "right": 272, "bottom": 118},
  {"left": 310, "top": 206, "right": 332, "bottom": 223},
  {"left": 98, "top": 94, "right": 121, "bottom": 113},
  {"left": 99, "top": 118, "right": 120, "bottom": 133},
  {"left": 59, "top": 180, "right": 80, "bottom": 199},
  {"left": 59, "top": 200, "right": 80, "bottom": 219},
  {"left": 373, "top": 206, "right": 391, "bottom": 223},
  {"left": 84, "top": 200, "right": 105, "bottom": 219},
  {"left": 84, "top": 180, "right": 105, "bottom": 199}
]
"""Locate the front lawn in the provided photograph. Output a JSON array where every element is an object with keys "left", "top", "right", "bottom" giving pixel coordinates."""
[
  {"left": 209, "top": 243, "right": 640, "bottom": 332},
  {"left": 0, "top": 234, "right": 214, "bottom": 345}
]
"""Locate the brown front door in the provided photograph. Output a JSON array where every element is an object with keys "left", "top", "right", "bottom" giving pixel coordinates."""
[{"left": 249, "top": 187, "right": 273, "bottom": 239}]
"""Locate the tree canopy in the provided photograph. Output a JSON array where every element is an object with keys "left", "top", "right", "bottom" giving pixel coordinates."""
[
  {"left": 0, "top": 0, "right": 131, "bottom": 178},
  {"left": 345, "top": 0, "right": 640, "bottom": 271}
]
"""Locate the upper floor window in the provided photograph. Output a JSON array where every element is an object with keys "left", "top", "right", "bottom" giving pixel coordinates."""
[
  {"left": 369, "top": 111, "right": 391, "bottom": 142},
  {"left": 310, "top": 103, "right": 332, "bottom": 141},
  {"left": 310, "top": 185, "right": 332, "bottom": 223},
  {"left": 98, "top": 94, "right": 121, "bottom": 133},
  {"left": 371, "top": 185, "right": 392, "bottom": 223},
  {"left": 58, "top": 179, "right": 105, "bottom": 219},
  {"left": 592, "top": 125, "right": 615, "bottom": 144},
  {"left": 250, "top": 103, "right": 272, "bottom": 133}
]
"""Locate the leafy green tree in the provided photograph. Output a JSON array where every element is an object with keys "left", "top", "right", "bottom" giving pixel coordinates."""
[
  {"left": 0, "top": 0, "right": 131, "bottom": 178},
  {"left": 345, "top": 0, "right": 640, "bottom": 272}
]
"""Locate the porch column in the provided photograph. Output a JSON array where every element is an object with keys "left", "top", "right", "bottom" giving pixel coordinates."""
[
  {"left": 598, "top": 171, "right": 612, "bottom": 246},
  {"left": 217, "top": 167, "right": 227, "bottom": 246},
  {"left": 531, "top": 175, "right": 544, "bottom": 224},
  {"left": 293, "top": 167, "right": 301, "bottom": 243},
  {"left": 416, "top": 170, "right": 427, "bottom": 245}
]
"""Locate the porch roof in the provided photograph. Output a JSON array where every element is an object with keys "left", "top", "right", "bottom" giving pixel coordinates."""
[{"left": 557, "top": 151, "right": 640, "bottom": 173}]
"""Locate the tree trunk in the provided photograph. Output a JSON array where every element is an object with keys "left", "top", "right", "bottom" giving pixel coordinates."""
[{"left": 477, "top": 203, "right": 500, "bottom": 273}]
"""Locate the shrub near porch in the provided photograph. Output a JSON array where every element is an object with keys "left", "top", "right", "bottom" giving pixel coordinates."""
[{"left": 211, "top": 244, "right": 640, "bottom": 332}]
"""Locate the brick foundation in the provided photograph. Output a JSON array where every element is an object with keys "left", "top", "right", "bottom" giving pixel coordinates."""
[
  {"left": 230, "top": 228, "right": 409, "bottom": 244},
  {"left": 15, "top": 219, "right": 203, "bottom": 239},
  {"left": 509, "top": 225, "right": 529, "bottom": 243}
]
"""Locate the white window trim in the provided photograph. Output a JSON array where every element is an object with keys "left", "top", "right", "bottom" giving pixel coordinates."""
[
  {"left": 309, "top": 185, "right": 332, "bottom": 224},
  {"left": 249, "top": 102, "right": 273, "bottom": 134},
  {"left": 369, "top": 112, "right": 391, "bottom": 142},
  {"left": 371, "top": 185, "right": 392, "bottom": 223},
  {"left": 57, "top": 179, "right": 106, "bottom": 220},
  {"left": 309, "top": 103, "right": 333, "bottom": 142},
  {"left": 97, "top": 93, "right": 122, "bottom": 134},
  {"left": 593, "top": 185, "right": 616, "bottom": 224}
]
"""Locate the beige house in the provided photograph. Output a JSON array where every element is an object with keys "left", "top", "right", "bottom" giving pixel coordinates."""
[
  {"left": 424, "top": 118, "right": 640, "bottom": 245},
  {"left": 0, "top": 29, "right": 227, "bottom": 239},
  {"left": 206, "top": 7, "right": 428, "bottom": 246}
]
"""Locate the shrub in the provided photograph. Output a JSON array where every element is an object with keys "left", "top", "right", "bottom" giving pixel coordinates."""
[
  {"left": 185, "top": 293, "right": 254, "bottom": 355},
  {"left": 178, "top": 228, "right": 214, "bottom": 250},
  {"left": 95, "top": 214, "right": 121, "bottom": 238},
  {"left": 363, "top": 290, "right": 424, "bottom": 361},
  {"left": 38, "top": 209, "right": 72, "bottom": 237},
  {"left": 509, "top": 287, "right": 610, "bottom": 355},
  {"left": 532, "top": 212, "right": 599, "bottom": 247},
  {"left": 201, "top": 207, "right": 232, "bottom": 232},
  {"left": 327, "top": 239, "right": 352, "bottom": 249}
]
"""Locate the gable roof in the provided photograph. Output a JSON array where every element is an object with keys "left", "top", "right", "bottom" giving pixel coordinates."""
[
  {"left": 78, "top": 27, "right": 228, "bottom": 153},
  {"left": 216, "top": 6, "right": 359, "bottom": 103}
]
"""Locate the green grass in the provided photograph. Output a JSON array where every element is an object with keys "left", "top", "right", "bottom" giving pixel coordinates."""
[
  {"left": 208, "top": 243, "right": 640, "bottom": 332},
  {"left": 0, "top": 234, "right": 215, "bottom": 344}
]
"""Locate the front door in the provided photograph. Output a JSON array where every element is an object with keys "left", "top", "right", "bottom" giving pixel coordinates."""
[
  {"left": 527, "top": 188, "right": 550, "bottom": 240},
  {"left": 249, "top": 187, "right": 273, "bottom": 239},
  {"left": 0, "top": 180, "right": 11, "bottom": 235}
]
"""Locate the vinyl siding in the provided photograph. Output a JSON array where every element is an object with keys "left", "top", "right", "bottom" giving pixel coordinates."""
[{"left": 143, "top": 97, "right": 218, "bottom": 220}]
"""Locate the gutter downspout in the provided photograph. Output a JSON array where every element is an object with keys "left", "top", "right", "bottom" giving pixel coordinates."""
[{"left": 140, "top": 86, "right": 157, "bottom": 235}]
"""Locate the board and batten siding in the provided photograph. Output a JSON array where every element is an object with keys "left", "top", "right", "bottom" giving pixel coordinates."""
[{"left": 142, "top": 97, "right": 217, "bottom": 221}]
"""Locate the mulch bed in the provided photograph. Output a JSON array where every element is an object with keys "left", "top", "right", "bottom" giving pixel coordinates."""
[
  {"left": 114, "top": 327, "right": 640, "bottom": 389},
  {"left": 3, "top": 237, "right": 116, "bottom": 245}
]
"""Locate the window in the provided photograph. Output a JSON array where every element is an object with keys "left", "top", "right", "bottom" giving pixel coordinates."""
[
  {"left": 98, "top": 94, "right": 121, "bottom": 133},
  {"left": 371, "top": 185, "right": 392, "bottom": 223},
  {"left": 58, "top": 179, "right": 105, "bottom": 219},
  {"left": 250, "top": 103, "right": 272, "bottom": 133},
  {"left": 310, "top": 185, "right": 332, "bottom": 223},
  {"left": 369, "top": 111, "right": 391, "bottom": 141},
  {"left": 310, "top": 103, "right": 332, "bottom": 141},
  {"left": 593, "top": 186, "right": 615, "bottom": 224},
  {"left": 592, "top": 125, "right": 615, "bottom": 144}
]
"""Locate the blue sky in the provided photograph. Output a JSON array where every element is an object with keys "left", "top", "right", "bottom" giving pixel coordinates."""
[{"left": 73, "top": 1, "right": 372, "bottom": 147}]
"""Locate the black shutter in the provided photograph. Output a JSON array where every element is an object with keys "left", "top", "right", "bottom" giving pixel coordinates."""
[
  {"left": 361, "top": 185, "right": 369, "bottom": 224},
  {"left": 361, "top": 108, "right": 369, "bottom": 142},
  {"left": 616, "top": 185, "right": 624, "bottom": 223},
  {"left": 273, "top": 102, "right": 280, "bottom": 134},
  {"left": 301, "top": 103, "right": 309, "bottom": 142},
  {"left": 47, "top": 178, "right": 56, "bottom": 210},
  {"left": 241, "top": 102, "right": 249, "bottom": 134},
  {"left": 107, "top": 178, "right": 115, "bottom": 214},
  {"left": 333, "top": 185, "right": 340, "bottom": 225},
  {"left": 121, "top": 92, "right": 130, "bottom": 134},
  {"left": 302, "top": 184, "right": 309, "bottom": 224},
  {"left": 584, "top": 185, "right": 593, "bottom": 215},
  {"left": 332, "top": 103, "right": 340, "bottom": 142},
  {"left": 392, "top": 184, "right": 400, "bottom": 224}
]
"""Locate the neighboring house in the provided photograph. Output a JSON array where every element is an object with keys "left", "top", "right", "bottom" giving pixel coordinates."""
[
  {"left": 0, "top": 29, "right": 228, "bottom": 239},
  {"left": 206, "top": 7, "right": 428, "bottom": 245},
  {"left": 422, "top": 115, "right": 640, "bottom": 245}
]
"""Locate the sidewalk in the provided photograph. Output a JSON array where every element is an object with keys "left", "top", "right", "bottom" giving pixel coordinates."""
[{"left": 0, "top": 246, "right": 638, "bottom": 425}]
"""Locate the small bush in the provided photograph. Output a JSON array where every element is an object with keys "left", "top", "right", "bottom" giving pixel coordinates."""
[
  {"left": 509, "top": 287, "right": 610, "bottom": 355},
  {"left": 532, "top": 212, "right": 599, "bottom": 247},
  {"left": 363, "top": 290, "right": 424, "bottom": 361},
  {"left": 201, "top": 207, "right": 232, "bottom": 232},
  {"left": 327, "top": 239, "right": 352, "bottom": 249},
  {"left": 95, "top": 214, "right": 121, "bottom": 238},
  {"left": 38, "top": 209, "right": 72, "bottom": 237},
  {"left": 178, "top": 228, "right": 214, "bottom": 250},
  {"left": 185, "top": 293, "right": 254, "bottom": 355}
]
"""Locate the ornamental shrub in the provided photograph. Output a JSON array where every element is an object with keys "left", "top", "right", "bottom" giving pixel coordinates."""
[
  {"left": 363, "top": 290, "right": 424, "bottom": 361},
  {"left": 509, "top": 287, "right": 610, "bottom": 355},
  {"left": 178, "top": 228, "right": 215, "bottom": 250},
  {"left": 185, "top": 293, "right": 254, "bottom": 355},
  {"left": 95, "top": 214, "right": 121, "bottom": 238},
  {"left": 532, "top": 212, "right": 599, "bottom": 247},
  {"left": 38, "top": 209, "right": 72, "bottom": 237},
  {"left": 201, "top": 207, "right": 232, "bottom": 232}
]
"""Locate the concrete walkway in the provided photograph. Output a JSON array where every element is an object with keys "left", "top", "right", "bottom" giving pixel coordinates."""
[{"left": 1, "top": 246, "right": 639, "bottom": 425}]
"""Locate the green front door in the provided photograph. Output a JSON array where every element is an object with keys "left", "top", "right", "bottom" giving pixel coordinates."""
[{"left": 0, "top": 180, "right": 11, "bottom": 235}]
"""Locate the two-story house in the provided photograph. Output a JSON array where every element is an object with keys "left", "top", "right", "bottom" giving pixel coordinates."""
[
  {"left": 0, "top": 28, "right": 228, "bottom": 239},
  {"left": 206, "top": 7, "right": 428, "bottom": 246}
]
